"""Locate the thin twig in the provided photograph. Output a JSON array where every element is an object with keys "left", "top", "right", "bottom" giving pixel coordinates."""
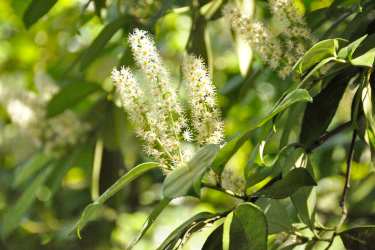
[
  {"left": 307, "top": 121, "right": 352, "bottom": 152},
  {"left": 338, "top": 130, "right": 357, "bottom": 227}
]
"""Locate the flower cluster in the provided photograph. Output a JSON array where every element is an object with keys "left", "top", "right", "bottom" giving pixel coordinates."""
[
  {"left": 112, "top": 29, "right": 224, "bottom": 172},
  {"left": 223, "top": 1, "right": 314, "bottom": 79},
  {"left": 0, "top": 81, "right": 89, "bottom": 156}
]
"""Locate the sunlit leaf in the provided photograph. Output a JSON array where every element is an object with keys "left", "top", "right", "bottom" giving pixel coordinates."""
[
  {"left": 47, "top": 81, "right": 102, "bottom": 117},
  {"left": 212, "top": 89, "right": 312, "bottom": 174},
  {"left": 162, "top": 144, "right": 219, "bottom": 199},
  {"left": 350, "top": 48, "right": 375, "bottom": 68}
]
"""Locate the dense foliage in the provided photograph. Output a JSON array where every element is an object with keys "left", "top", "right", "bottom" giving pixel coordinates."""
[{"left": 0, "top": 0, "right": 374, "bottom": 249}]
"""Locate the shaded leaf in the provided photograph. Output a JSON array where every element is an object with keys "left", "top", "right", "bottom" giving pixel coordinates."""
[
  {"left": 300, "top": 69, "right": 353, "bottom": 148},
  {"left": 226, "top": 203, "right": 268, "bottom": 250},
  {"left": 340, "top": 226, "right": 375, "bottom": 250},
  {"left": 212, "top": 89, "right": 312, "bottom": 174},
  {"left": 257, "top": 168, "right": 316, "bottom": 199},
  {"left": 80, "top": 16, "right": 132, "bottom": 70},
  {"left": 23, "top": 0, "right": 57, "bottom": 28},
  {"left": 202, "top": 224, "right": 224, "bottom": 250},
  {"left": 2, "top": 165, "right": 54, "bottom": 238},
  {"left": 76, "top": 203, "right": 103, "bottom": 239},
  {"left": 162, "top": 144, "right": 219, "bottom": 199},
  {"left": 13, "top": 152, "right": 50, "bottom": 188},
  {"left": 47, "top": 81, "right": 102, "bottom": 117},
  {"left": 291, "top": 187, "right": 317, "bottom": 229},
  {"left": 257, "top": 199, "right": 292, "bottom": 234}
]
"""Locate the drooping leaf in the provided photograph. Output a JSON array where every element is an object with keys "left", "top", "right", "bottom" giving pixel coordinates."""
[
  {"left": 76, "top": 162, "right": 159, "bottom": 236},
  {"left": 13, "top": 152, "right": 50, "bottom": 188},
  {"left": 340, "top": 226, "right": 375, "bottom": 250},
  {"left": 162, "top": 144, "right": 219, "bottom": 199},
  {"left": 22, "top": 0, "right": 57, "bottom": 28},
  {"left": 211, "top": 89, "right": 312, "bottom": 174},
  {"left": 257, "top": 199, "right": 292, "bottom": 234},
  {"left": 300, "top": 69, "right": 354, "bottom": 148},
  {"left": 291, "top": 187, "right": 317, "bottom": 229},
  {"left": 2, "top": 165, "right": 54, "bottom": 238},
  {"left": 295, "top": 39, "right": 338, "bottom": 74},
  {"left": 257, "top": 168, "right": 316, "bottom": 199},
  {"left": 46, "top": 81, "right": 102, "bottom": 117},
  {"left": 156, "top": 212, "right": 216, "bottom": 250},
  {"left": 226, "top": 203, "right": 268, "bottom": 250},
  {"left": 80, "top": 16, "right": 133, "bottom": 70},
  {"left": 350, "top": 48, "right": 375, "bottom": 68},
  {"left": 128, "top": 199, "right": 171, "bottom": 249}
]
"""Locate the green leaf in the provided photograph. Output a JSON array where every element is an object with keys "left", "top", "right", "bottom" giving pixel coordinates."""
[
  {"left": 156, "top": 212, "right": 215, "bottom": 250},
  {"left": 202, "top": 224, "right": 224, "bottom": 250},
  {"left": 76, "top": 162, "right": 159, "bottom": 236},
  {"left": 295, "top": 39, "right": 338, "bottom": 74},
  {"left": 338, "top": 35, "right": 367, "bottom": 60},
  {"left": 80, "top": 16, "right": 131, "bottom": 70},
  {"left": 300, "top": 69, "right": 353, "bottom": 148},
  {"left": 1, "top": 165, "right": 54, "bottom": 238},
  {"left": 257, "top": 168, "right": 316, "bottom": 199},
  {"left": 340, "top": 226, "right": 375, "bottom": 250},
  {"left": 162, "top": 144, "right": 219, "bottom": 199},
  {"left": 128, "top": 199, "right": 171, "bottom": 249},
  {"left": 299, "top": 57, "right": 337, "bottom": 84},
  {"left": 76, "top": 203, "right": 103, "bottom": 239},
  {"left": 47, "top": 81, "right": 102, "bottom": 117},
  {"left": 22, "top": 0, "right": 57, "bottom": 28},
  {"left": 93, "top": 0, "right": 106, "bottom": 18},
  {"left": 13, "top": 152, "right": 50, "bottom": 188},
  {"left": 186, "top": 14, "right": 209, "bottom": 62},
  {"left": 351, "top": 48, "right": 375, "bottom": 68},
  {"left": 257, "top": 199, "right": 292, "bottom": 234},
  {"left": 291, "top": 187, "right": 316, "bottom": 229},
  {"left": 212, "top": 89, "right": 312, "bottom": 174},
  {"left": 226, "top": 203, "right": 268, "bottom": 250}
]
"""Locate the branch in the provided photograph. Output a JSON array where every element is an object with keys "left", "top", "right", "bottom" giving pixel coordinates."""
[{"left": 306, "top": 121, "right": 352, "bottom": 152}]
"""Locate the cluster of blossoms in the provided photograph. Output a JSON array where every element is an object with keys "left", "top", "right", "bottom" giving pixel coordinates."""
[
  {"left": 0, "top": 81, "right": 89, "bottom": 156},
  {"left": 111, "top": 29, "right": 224, "bottom": 172},
  {"left": 223, "top": 0, "right": 315, "bottom": 79}
]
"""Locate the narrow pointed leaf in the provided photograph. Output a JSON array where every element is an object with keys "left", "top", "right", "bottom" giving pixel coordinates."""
[
  {"left": 340, "top": 226, "right": 375, "bottom": 250},
  {"left": 23, "top": 0, "right": 57, "bottom": 28}
]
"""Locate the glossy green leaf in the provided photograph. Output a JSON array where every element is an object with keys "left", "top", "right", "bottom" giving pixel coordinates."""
[
  {"left": 257, "top": 168, "right": 316, "bottom": 199},
  {"left": 351, "top": 48, "right": 375, "bottom": 68},
  {"left": 226, "top": 203, "right": 268, "bottom": 250},
  {"left": 128, "top": 198, "right": 171, "bottom": 249},
  {"left": 76, "top": 162, "right": 159, "bottom": 236},
  {"left": 340, "top": 226, "right": 375, "bottom": 250},
  {"left": 47, "top": 81, "right": 102, "bottom": 117},
  {"left": 13, "top": 152, "right": 50, "bottom": 188},
  {"left": 338, "top": 35, "right": 367, "bottom": 60},
  {"left": 300, "top": 57, "right": 337, "bottom": 84},
  {"left": 212, "top": 89, "right": 312, "bottom": 174},
  {"left": 80, "top": 16, "right": 130, "bottom": 70},
  {"left": 162, "top": 144, "right": 219, "bottom": 199},
  {"left": 156, "top": 212, "right": 215, "bottom": 250},
  {"left": 2, "top": 165, "right": 54, "bottom": 238},
  {"left": 295, "top": 39, "right": 338, "bottom": 74},
  {"left": 22, "top": 0, "right": 57, "bottom": 28}
]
